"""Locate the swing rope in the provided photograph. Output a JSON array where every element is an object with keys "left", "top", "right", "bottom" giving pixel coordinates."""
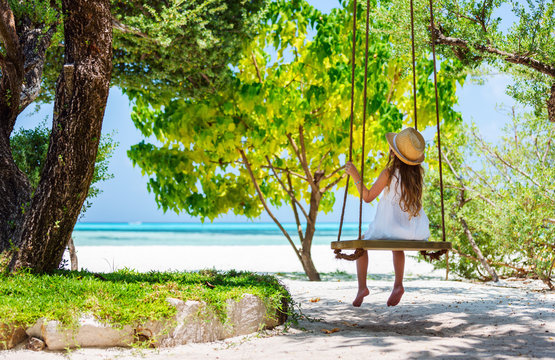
[
  {"left": 335, "top": 0, "right": 448, "bottom": 261},
  {"left": 359, "top": 0, "right": 371, "bottom": 241},
  {"left": 410, "top": 0, "right": 418, "bottom": 131},
  {"left": 335, "top": 0, "right": 370, "bottom": 261},
  {"left": 335, "top": 0, "right": 361, "bottom": 260},
  {"left": 420, "top": 0, "right": 448, "bottom": 260}
]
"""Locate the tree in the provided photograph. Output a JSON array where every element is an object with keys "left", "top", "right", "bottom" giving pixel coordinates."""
[
  {"left": 1, "top": 0, "right": 266, "bottom": 272},
  {"left": 10, "top": 124, "right": 117, "bottom": 269},
  {"left": 374, "top": 0, "right": 555, "bottom": 122},
  {"left": 39, "top": 0, "right": 268, "bottom": 105},
  {"left": 128, "top": 0, "right": 464, "bottom": 280},
  {"left": 424, "top": 111, "right": 554, "bottom": 289},
  {"left": 0, "top": 0, "right": 113, "bottom": 272}
]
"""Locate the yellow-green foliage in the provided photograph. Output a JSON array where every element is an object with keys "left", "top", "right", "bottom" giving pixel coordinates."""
[{"left": 127, "top": 0, "right": 465, "bottom": 221}]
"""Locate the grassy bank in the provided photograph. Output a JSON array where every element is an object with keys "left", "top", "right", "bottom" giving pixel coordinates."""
[{"left": 0, "top": 269, "right": 289, "bottom": 329}]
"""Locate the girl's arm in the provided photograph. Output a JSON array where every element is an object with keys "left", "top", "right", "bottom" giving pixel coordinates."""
[{"left": 345, "top": 161, "right": 389, "bottom": 203}]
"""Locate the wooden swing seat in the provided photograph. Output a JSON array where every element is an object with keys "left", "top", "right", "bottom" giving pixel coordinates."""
[
  {"left": 331, "top": 239, "right": 452, "bottom": 251},
  {"left": 333, "top": 0, "right": 451, "bottom": 266}
]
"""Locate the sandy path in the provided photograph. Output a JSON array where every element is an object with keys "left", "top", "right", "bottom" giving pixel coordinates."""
[{"left": 2, "top": 277, "right": 553, "bottom": 360}]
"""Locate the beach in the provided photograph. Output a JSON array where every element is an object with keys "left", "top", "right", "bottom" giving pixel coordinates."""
[
  {"left": 2, "top": 270, "right": 553, "bottom": 359},
  {"left": 72, "top": 244, "right": 443, "bottom": 276},
  {"left": 67, "top": 222, "right": 445, "bottom": 276},
  {"left": 2, "top": 243, "right": 554, "bottom": 359}
]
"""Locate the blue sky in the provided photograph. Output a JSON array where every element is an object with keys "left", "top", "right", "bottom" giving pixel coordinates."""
[{"left": 16, "top": 0, "right": 517, "bottom": 224}]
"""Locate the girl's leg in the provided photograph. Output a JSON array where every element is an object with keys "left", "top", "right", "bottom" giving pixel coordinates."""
[
  {"left": 387, "top": 250, "right": 405, "bottom": 306},
  {"left": 353, "top": 250, "right": 370, "bottom": 307}
]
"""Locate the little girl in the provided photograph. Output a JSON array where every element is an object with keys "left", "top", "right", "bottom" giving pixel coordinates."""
[{"left": 344, "top": 127, "right": 430, "bottom": 307}]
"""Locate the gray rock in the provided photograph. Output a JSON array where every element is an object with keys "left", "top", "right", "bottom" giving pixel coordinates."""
[
  {"left": 156, "top": 294, "right": 279, "bottom": 347},
  {"left": 0, "top": 324, "right": 27, "bottom": 350},
  {"left": 36, "top": 315, "right": 135, "bottom": 350},
  {"left": 25, "top": 319, "right": 43, "bottom": 339},
  {"left": 20, "top": 293, "right": 283, "bottom": 350},
  {"left": 26, "top": 337, "right": 45, "bottom": 351},
  {"left": 226, "top": 293, "right": 280, "bottom": 336}
]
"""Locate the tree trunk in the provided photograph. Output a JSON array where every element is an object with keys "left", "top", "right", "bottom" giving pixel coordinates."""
[
  {"left": 0, "top": 2, "right": 61, "bottom": 254},
  {"left": 0, "top": 135, "right": 30, "bottom": 252},
  {"left": 548, "top": 83, "right": 555, "bottom": 123},
  {"left": 8, "top": 0, "right": 112, "bottom": 272},
  {"left": 0, "top": 1, "right": 29, "bottom": 253},
  {"left": 300, "top": 187, "right": 322, "bottom": 281},
  {"left": 300, "top": 250, "right": 320, "bottom": 281},
  {"left": 460, "top": 217, "right": 499, "bottom": 282},
  {"left": 68, "top": 237, "right": 78, "bottom": 271}
]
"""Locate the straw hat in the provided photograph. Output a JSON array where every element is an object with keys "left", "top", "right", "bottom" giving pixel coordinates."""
[{"left": 385, "top": 127, "right": 425, "bottom": 165}]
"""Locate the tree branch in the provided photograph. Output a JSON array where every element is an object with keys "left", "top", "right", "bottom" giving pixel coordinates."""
[
  {"left": 432, "top": 27, "right": 555, "bottom": 78},
  {"left": 239, "top": 149, "right": 302, "bottom": 262},
  {"left": 0, "top": 1, "right": 20, "bottom": 58},
  {"left": 475, "top": 194, "right": 497, "bottom": 208},
  {"left": 251, "top": 51, "right": 263, "bottom": 83},
  {"left": 542, "top": 127, "right": 552, "bottom": 164},
  {"left": 485, "top": 154, "right": 513, "bottom": 184},
  {"left": 463, "top": 165, "right": 496, "bottom": 193},
  {"left": 442, "top": 149, "right": 463, "bottom": 181},
  {"left": 533, "top": 136, "right": 542, "bottom": 162},
  {"left": 265, "top": 155, "right": 310, "bottom": 224},
  {"left": 471, "top": 129, "right": 514, "bottom": 184},
  {"left": 450, "top": 247, "right": 527, "bottom": 274},
  {"left": 443, "top": 150, "right": 497, "bottom": 208},
  {"left": 287, "top": 172, "right": 305, "bottom": 244},
  {"left": 260, "top": 165, "right": 308, "bottom": 182},
  {"left": 460, "top": 217, "right": 499, "bottom": 282},
  {"left": 111, "top": 16, "right": 154, "bottom": 41},
  {"left": 478, "top": 0, "right": 490, "bottom": 34},
  {"left": 317, "top": 149, "right": 330, "bottom": 172},
  {"left": 445, "top": 184, "right": 466, "bottom": 192},
  {"left": 18, "top": 21, "right": 58, "bottom": 111},
  {"left": 286, "top": 129, "right": 318, "bottom": 191},
  {"left": 298, "top": 126, "right": 317, "bottom": 187},
  {"left": 0, "top": 0, "right": 24, "bottom": 136},
  {"left": 322, "top": 173, "right": 347, "bottom": 194},
  {"left": 490, "top": 148, "right": 555, "bottom": 202},
  {"left": 548, "top": 83, "right": 555, "bottom": 122},
  {"left": 323, "top": 165, "right": 345, "bottom": 181}
]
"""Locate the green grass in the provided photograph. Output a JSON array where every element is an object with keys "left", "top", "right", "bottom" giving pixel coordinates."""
[{"left": 0, "top": 269, "right": 290, "bottom": 329}]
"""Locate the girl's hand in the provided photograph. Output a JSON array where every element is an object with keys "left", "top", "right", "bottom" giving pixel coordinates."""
[{"left": 344, "top": 161, "right": 359, "bottom": 178}]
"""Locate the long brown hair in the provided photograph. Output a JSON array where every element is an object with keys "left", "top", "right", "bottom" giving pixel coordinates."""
[{"left": 386, "top": 150, "right": 424, "bottom": 218}]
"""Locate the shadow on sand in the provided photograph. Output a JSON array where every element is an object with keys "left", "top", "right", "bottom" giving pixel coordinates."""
[{"left": 278, "top": 277, "right": 554, "bottom": 358}]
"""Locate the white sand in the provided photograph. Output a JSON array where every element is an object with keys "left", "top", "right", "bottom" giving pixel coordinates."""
[
  {"left": 2, "top": 245, "right": 553, "bottom": 359},
  {"left": 70, "top": 244, "right": 444, "bottom": 277}
]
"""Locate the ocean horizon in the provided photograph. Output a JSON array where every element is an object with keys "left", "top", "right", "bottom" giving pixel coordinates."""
[{"left": 73, "top": 222, "right": 365, "bottom": 247}]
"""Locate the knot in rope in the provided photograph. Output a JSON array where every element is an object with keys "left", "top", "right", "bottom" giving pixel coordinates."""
[{"left": 334, "top": 248, "right": 365, "bottom": 261}]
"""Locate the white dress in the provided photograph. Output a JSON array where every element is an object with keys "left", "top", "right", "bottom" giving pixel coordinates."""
[{"left": 363, "top": 171, "right": 430, "bottom": 240}]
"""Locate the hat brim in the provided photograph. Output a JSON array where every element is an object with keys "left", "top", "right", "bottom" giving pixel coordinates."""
[{"left": 385, "top": 132, "right": 425, "bottom": 166}]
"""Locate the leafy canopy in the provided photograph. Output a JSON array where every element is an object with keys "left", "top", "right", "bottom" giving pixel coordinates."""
[
  {"left": 128, "top": 0, "right": 465, "bottom": 222},
  {"left": 374, "top": 0, "right": 555, "bottom": 118},
  {"left": 34, "top": 0, "right": 268, "bottom": 104}
]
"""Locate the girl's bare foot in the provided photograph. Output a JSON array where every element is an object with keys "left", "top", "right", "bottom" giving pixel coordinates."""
[
  {"left": 352, "top": 287, "right": 370, "bottom": 307},
  {"left": 387, "top": 285, "right": 404, "bottom": 306}
]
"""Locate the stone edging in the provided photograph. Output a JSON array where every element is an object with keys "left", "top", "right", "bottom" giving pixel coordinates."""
[{"left": 1, "top": 293, "right": 285, "bottom": 350}]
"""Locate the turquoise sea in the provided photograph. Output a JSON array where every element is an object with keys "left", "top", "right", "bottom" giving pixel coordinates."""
[{"left": 73, "top": 222, "right": 364, "bottom": 246}]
